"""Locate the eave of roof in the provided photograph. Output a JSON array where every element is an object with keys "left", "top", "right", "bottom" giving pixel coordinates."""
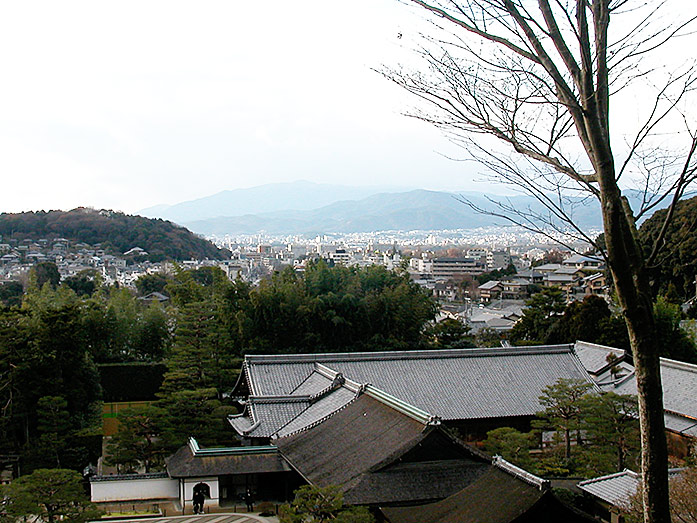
[{"left": 166, "top": 439, "right": 290, "bottom": 478}]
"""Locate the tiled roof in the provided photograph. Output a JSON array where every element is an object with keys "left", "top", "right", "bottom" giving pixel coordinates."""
[
  {"left": 546, "top": 273, "right": 576, "bottom": 282},
  {"left": 478, "top": 280, "right": 503, "bottom": 290},
  {"left": 166, "top": 439, "right": 291, "bottom": 478},
  {"left": 291, "top": 369, "right": 333, "bottom": 395},
  {"left": 575, "top": 341, "right": 626, "bottom": 375},
  {"left": 276, "top": 391, "right": 492, "bottom": 506},
  {"left": 609, "top": 355, "right": 697, "bottom": 433},
  {"left": 242, "top": 345, "right": 594, "bottom": 421},
  {"left": 274, "top": 385, "right": 360, "bottom": 438},
  {"left": 576, "top": 342, "right": 697, "bottom": 435},
  {"left": 578, "top": 468, "right": 685, "bottom": 508},
  {"left": 383, "top": 463, "right": 595, "bottom": 523},
  {"left": 239, "top": 397, "right": 309, "bottom": 437},
  {"left": 577, "top": 469, "right": 639, "bottom": 506},
  {"left": 229, "top": 367, "right": 362, "bottom": 438}
]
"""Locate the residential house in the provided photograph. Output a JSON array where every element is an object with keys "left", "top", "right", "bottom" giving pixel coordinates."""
[
  {"left": 516, "top": 268, "right": 544, "bottom": 285},
  {"left": 534, "top": 263, "right": 563, "bottom": 274},
  {"left": 478, "top": 279, "right": 503, "bottom": 301},
  {"left": 563, "top": 254, "right": 604, "bottom": 270},
  {"left": 501, "top": 278, "right": 529, "bottom": 299},
  {"left": 583, "top": 272, "right": 608, "bottom": 296}
]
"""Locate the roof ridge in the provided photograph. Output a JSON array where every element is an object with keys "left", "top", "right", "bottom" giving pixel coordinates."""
[
  {"left": 659, "top": 357, "right": 697, "bottom": 373},
  {"left": 574, "top": 340, "right": 626, "bottom": 354},
  {"left": 364, "top": 385, "right": 440, "bottom": 425},
  {"left": 577, "top": 468, "right": 639, "bottom": 486},
  {"left": 244, "top": 344, "right": 575, "bottom": 364},
  {"left": 567, "top": 347, "right": 603, "bottom": 393},
  {"left": 493, "top": 456, "right": 549, "bottom": 490},
  {"left": 248, "top": 395, "right": 312, "bottom": 404},
  {"left": 613, "top": 370, "right": 636, "bottom": 388},
  {"left": 273, "top": 388, "right": 363, "bottom": 440}
]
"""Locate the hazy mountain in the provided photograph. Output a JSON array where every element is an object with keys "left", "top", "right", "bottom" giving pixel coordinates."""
[
  {"left": 182, "top": 189, "right": 609, "bottom": 236},
  {"left": 138, "top": 181, "right": 410, "bottom": 224},
  {"left": 137, "top": 181, "right": 664, "bottom": 237}
]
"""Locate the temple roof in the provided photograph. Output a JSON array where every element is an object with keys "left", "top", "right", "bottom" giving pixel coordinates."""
[
  {"left": 235, "top": 345, "right": 594, "bottom": 422},
  {"left": 575, "top": 342, "right": 697, "bottom": 436},
  {"left": 276, "top": 389, "right": 491, "bottom": 505},
  {"left": 577, "top": 469, "right": 639, "bottom": 507},
  {"left": 383, "top": 463, "right": 594, "bottom": 523},
  {"left": 229, "top": 365, "right": 363, "bottom": 438},
  {"left": 166, "top": 438, "right": 291, "bottom": 478}
]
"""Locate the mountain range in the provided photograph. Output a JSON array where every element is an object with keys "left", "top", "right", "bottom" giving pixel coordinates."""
[{"left": 138, "top": 181, "right": 652, "bottom": 236}]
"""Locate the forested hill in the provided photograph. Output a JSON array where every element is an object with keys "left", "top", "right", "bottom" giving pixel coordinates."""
[
  {"left": 639, "top": 195, "right": 697, "bottom": 299},
  {"left": 0, "top": 208, "right": 229, "bottom": 260}
]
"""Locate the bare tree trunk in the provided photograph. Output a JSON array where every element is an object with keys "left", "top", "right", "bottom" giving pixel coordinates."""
[{"left": 601, "top": 185, "right": 671, "bottom": 523}]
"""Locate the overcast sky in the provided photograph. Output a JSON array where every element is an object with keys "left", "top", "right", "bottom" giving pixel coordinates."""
[{"left": 0, "top": 1, "right": 695, "bottom": 214}]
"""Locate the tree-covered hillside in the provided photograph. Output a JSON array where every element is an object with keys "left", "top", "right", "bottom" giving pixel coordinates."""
[
  {"left": 639, "top": 196, "right": 697, "bottom": 299},
  {"left": 0, "top": 208, "right": 229, "bottom": 261}
]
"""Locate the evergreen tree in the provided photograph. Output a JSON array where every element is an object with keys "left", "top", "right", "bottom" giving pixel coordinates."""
[
  {"left": 580, "top": 392, "right": 640, "bottom": 475},
  {"left": 535, "top": 378, "right": 593, "bottom": 460},
  {"left": 106, "top": 406, "right": 166, "bottom": 473},
  {"left": 510, "top": 287, "right": 566, "bottom": 344},
  {"left": 158, "top": 298, "right": 239, "bottom": 450},
  {"left": 0, "top": 469, "right": 101, "bottom": 523},
  {"left": 483, "top": 427, "right": 535, "bottom": 469}
]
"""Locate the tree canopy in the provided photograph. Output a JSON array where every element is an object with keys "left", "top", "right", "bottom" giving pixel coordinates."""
[
  {"left": 0, "top": 208, "right": 229, "bottom": 260},
  {"left": 0, "top": 469, "right": 101, "bottom": 523}
]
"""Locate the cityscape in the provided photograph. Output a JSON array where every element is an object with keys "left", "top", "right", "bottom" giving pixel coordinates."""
[{"left": 2, "top": 1, "right": 697, "bottom": 523}]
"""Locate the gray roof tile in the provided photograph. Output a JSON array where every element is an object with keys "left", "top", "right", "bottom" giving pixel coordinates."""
[
  {"left": 243, "top": 345, "right": 593, "bottom": 421},
  {"left": 275, "top": 386, "right": 358, "bottom": 438},
  {"left": 577, "top": 469, "right": 639, "bottom": 506},
  {"left": 575, "top": 341, "right": 626, "bottom": 375}
]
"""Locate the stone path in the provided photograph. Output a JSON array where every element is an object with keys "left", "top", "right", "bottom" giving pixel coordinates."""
[{"left": 101, "top": 514, "right": 276, "bottom": 523}]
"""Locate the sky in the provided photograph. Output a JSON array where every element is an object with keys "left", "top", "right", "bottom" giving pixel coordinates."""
[{"left": 0, "top": 1, "right": 695, "bottom": 215}]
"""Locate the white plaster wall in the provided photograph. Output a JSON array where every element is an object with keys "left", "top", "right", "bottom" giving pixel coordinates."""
[
  {"left": 183, "top": 477, "right": 220, "bottom": 507},
  {"left": 91, "top": 477, "right": 179, "bottom": 502}
]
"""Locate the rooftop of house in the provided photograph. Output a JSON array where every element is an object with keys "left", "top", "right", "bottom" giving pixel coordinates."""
[{"left": 478, "top": 280, "right": 503, "bottom": 290}]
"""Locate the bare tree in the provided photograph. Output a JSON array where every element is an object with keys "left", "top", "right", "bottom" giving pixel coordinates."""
[{"left": 382, "top": 1, "right": 697, "bottom": 522}]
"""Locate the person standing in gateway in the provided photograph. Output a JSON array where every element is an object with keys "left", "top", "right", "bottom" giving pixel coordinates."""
[{"left": 244, "top": 488, "right": 254, "bottom": 512}]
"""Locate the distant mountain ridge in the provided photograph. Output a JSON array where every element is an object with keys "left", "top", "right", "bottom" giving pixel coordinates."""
[
  {"left": 0, "top": 208, "right": 229, "bottom": 260},
  {"left": 139, "top": 181, "right": 410, "bottom": 223},
  {"left": 181, "top": 189, "right": 607, "bottom": 236},
  {"left": 138, "top": 181, "right": 663, "bottom": 236}
]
